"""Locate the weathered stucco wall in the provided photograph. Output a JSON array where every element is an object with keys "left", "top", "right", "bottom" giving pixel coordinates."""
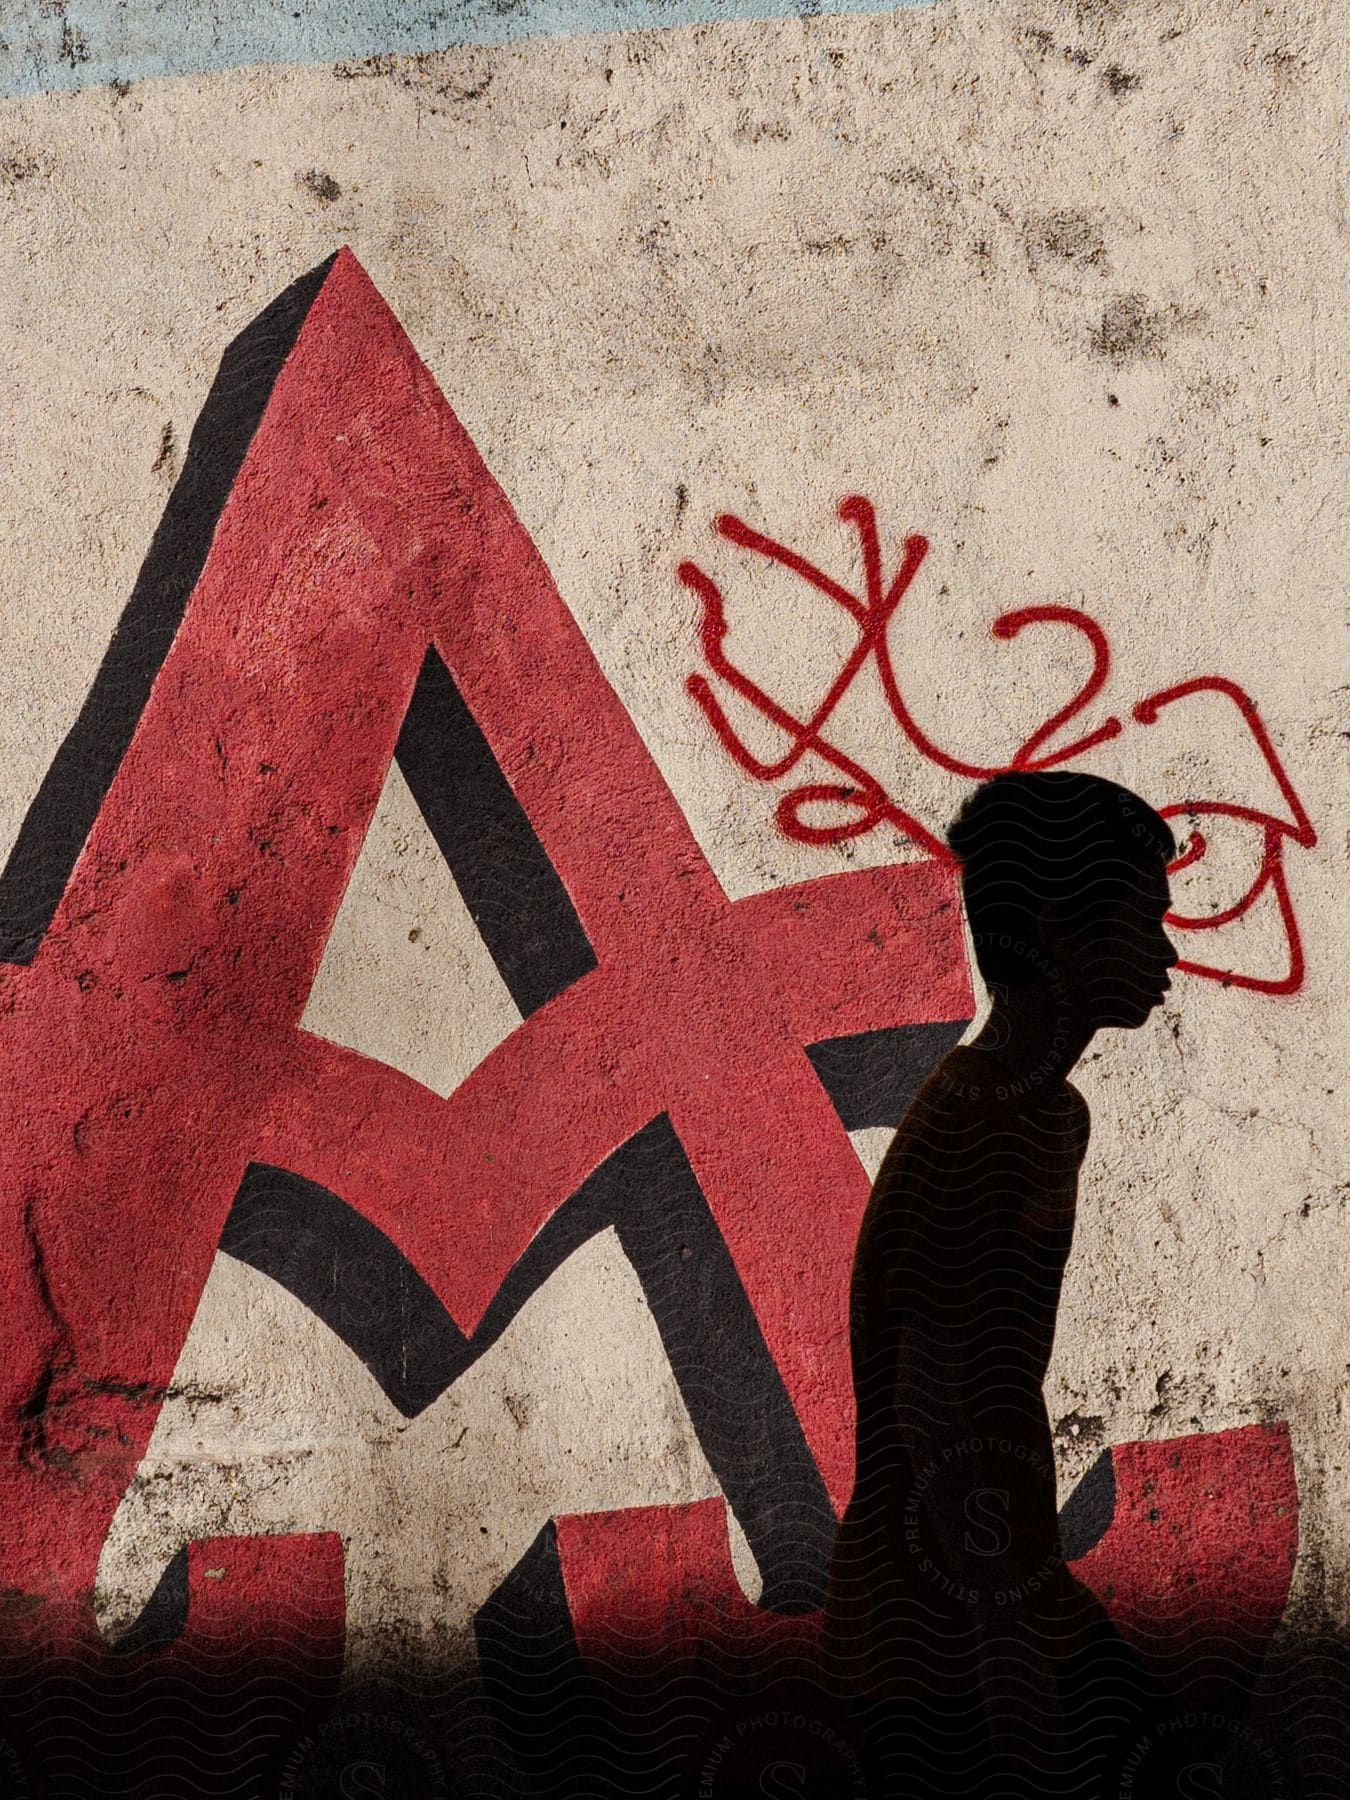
[{"left": 0, "top": 0, "right": 1345, "bottom": 1793}]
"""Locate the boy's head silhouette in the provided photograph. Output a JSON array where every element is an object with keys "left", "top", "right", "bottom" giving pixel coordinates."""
[{"left": 947, "top": 771, "right": 1178, "bottom": 1032}]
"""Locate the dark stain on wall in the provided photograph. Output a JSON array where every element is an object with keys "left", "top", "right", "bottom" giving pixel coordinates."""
[{"left": 298, "top": 168, "right": 342, "bottom": 203}]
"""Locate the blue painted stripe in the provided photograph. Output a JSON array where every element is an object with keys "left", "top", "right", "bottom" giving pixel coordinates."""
[{"left": 1, "top": 0, "right": 934, "bottom": 101}]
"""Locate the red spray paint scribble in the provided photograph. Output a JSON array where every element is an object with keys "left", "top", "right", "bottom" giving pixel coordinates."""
[
  {"left": 680, "top": 499, "right": 1317, "bottom": 994},
  {"left": 1131, "top": 677, "right": 1316, "bottom": 994}
]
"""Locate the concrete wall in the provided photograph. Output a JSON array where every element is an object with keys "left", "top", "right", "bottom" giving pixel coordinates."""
[{"left": 0, "top": 1, "right": 1344, "bottom": 1792}]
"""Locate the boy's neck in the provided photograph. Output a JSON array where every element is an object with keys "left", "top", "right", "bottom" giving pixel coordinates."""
[{"left": 967, "top": 979, "right": 1095, "bottom": 1086}]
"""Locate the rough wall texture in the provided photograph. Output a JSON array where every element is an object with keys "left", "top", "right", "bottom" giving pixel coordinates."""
[{"left": 0, "top": 0, "right": 1344, "bottom": 1793}]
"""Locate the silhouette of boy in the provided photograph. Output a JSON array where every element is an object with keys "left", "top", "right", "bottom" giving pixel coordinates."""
[{"left": 822, "top": 771, "right": 1181, "bottom": 1797}]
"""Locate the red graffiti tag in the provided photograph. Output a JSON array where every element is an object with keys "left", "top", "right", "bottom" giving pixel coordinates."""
[
  {"left": 1131, "top": 677, "right": 1316, "bottom": 994},
  {"left": 681, "top": 499, "right": 1316, "bottom": 994}
]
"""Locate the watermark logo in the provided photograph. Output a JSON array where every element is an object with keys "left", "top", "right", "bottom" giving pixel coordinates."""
[
  {"left": 1117, "top": 1708, "right": 1290, "bottom": 1799},
  {"left": 963, "top": 1485, "right": 1013, "bottom": 1561},
  {"left": 0, "top": 1735, "right": 34, "bottom": 1797},
  {"left": 903, "top": 1436, "right": 1064, "bottom": 1607},
  {"left": 697, "top": 1704, "right": 869, "bottom": 1798},
  {"left": 277, "top": 1707, "right": 448, "bottom": 1799}
]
